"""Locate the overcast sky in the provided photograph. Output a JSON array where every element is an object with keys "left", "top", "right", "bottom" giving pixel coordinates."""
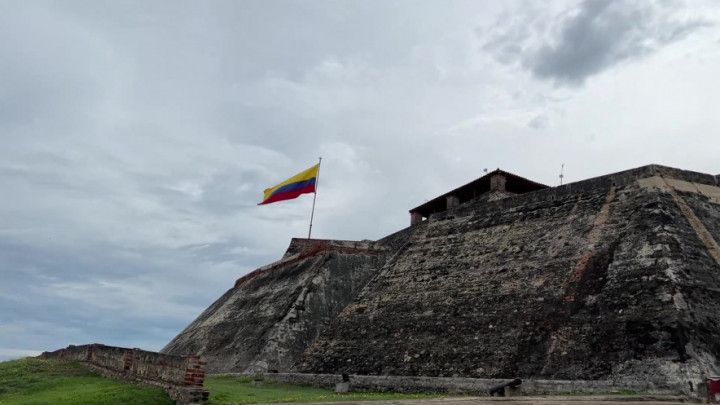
[{"left": 1, "top": 0, "right": 719, "bottom": 361}]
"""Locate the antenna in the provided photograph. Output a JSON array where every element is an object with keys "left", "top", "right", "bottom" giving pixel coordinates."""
[{"left": 559, "top": 163, "right": 565, "bottom": 186}]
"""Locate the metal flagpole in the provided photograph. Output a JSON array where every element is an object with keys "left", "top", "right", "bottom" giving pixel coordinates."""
[{"left": 308, "top": 157, "right": 322, "bottom": 239}]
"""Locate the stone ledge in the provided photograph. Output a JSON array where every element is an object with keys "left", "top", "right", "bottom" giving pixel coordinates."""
[{"left": 211, "top": 372, "right": 693, "bottom": 398}]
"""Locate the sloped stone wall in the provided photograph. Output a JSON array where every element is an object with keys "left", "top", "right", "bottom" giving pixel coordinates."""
[
  {"left": 162, "top": 163, "right": 720, "bottom": 396},
  {"left": 300, "top": 165, "right": 720, "bottom": 396},
  {"left": 162, "top": 239, "right": 388, "bottom": 373}
]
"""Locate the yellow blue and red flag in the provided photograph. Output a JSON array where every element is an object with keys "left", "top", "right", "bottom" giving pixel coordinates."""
[{"left": 258, "top": 163, "right": 320, "bottom": 205}]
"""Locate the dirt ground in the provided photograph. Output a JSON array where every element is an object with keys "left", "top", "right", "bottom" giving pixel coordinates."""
[{"left": 266, "top": 396, "right": 694, "bottom": 405}]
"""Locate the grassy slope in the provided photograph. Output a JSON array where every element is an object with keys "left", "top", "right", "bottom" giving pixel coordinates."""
[
  {"left": 0, "top": 357, "right": 172, "bottom": 405},
  {"left": 205, "top": 375, "right": 445, "bottom": 405}
]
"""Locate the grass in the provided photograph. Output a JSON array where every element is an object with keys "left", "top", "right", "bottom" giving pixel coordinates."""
[
  {"left": 0, "top": 357, "right": 172, "bottom": 405},
  {"left": 205, "top": 375, "right": 447, "bottom": 404},
  {"left": 0, "top": 358, "right": 447, "bottom": 405}
]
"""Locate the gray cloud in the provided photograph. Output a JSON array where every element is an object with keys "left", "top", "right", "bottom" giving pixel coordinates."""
[
  {"left": 482, "top": 0, "right": 712, "bottom": 85},
  {"left": 0, "top": 0, "right": 494, "bottom": 359},
  {"left": 1, "top": 0, "right": 719, "bottom": 361}
]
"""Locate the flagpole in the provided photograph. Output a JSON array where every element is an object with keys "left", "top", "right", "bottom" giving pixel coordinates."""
[{"left": 308, "top": 157, "right": 322, "bottom": 239}]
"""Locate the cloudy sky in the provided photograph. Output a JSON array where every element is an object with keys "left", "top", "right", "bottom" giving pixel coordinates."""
[{"left": 1, "top": 0, "right": 719, "bottom": 360}]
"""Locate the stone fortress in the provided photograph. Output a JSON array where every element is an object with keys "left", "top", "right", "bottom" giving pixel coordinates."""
[{"left": 163, "top": 164, "right": 720, "bottom": 394}]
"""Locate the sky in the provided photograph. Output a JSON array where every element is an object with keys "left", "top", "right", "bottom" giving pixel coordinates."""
[{"left": 1, "top": 0, "right": 719, "bottom": 361}]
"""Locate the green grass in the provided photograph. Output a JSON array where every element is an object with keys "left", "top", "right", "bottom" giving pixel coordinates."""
[
  {"left": 0, "top": 358, "right": 448, "bottom": 405},
  {"left": 205, "top": 375, "right": 446, "bottom": 404},
  {"left": 0, "top": 357, "right": 172, "bottom": 405}
]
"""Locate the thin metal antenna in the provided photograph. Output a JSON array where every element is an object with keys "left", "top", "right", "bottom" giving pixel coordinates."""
[
  {"left": 307, "top": 157, "right": 322, "bottom": 239},
  {"left": 559, "top": 163, "right": 565, "bottom": 186}
]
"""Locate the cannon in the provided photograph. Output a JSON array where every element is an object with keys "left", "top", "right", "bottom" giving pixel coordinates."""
[{"left": 488, "top": 378, "right": 522, "bottom": 397}]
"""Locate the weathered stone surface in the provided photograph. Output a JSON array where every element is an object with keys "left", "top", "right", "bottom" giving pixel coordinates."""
[
  {"left": 162, "top": 239, "right": 387, "bottom": 373},
  {"left": 299, "top": 165, "right": 720, "bottom": 392},
  {"left": 165, "top": 164, "right": 720, "bottom": 395}
]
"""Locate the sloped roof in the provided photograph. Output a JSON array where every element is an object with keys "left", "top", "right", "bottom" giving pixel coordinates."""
[{"left": 409, "top": 169, "right": 548, "bottom": 217}]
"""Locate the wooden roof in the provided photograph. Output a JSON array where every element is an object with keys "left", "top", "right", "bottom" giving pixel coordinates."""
[{"left": 409, "top": 169, "right": 548, "bottom": 218}]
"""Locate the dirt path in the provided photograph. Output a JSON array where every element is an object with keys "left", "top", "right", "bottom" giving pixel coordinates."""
[{"left": 260, "top": 396, "right": 690, "bottom": 405}]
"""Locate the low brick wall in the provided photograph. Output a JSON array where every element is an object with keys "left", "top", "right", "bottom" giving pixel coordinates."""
[
  {"left": 40, "top": 344, "right": 208, "bottom": 404},
  {"left": 227, "top": 372, "right": 690, "bottom": 397}
]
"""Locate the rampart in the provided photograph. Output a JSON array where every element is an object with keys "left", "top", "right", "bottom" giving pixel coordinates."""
[
  {"left": 301, "top": 164, "right": 720, "bottom": 395},
  {"left": 234, "top": 238, "right": 384, "bottom": 288},
  {"left": 40, "top": 344, "right": 208, "bottom": 404},
  {"left": 165, "top": 163, "right": 720, "bottom": 397}
]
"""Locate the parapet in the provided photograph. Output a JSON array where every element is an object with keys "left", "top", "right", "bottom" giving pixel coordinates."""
[
  {"left": 409, "top": 164, "right": 719, "bottom": 226},
  {"left": 235, "top": 238, "right": 386, "bottom": 288},
  {"left": 283, "top": 238, "right": 383, "bottom": 258}
]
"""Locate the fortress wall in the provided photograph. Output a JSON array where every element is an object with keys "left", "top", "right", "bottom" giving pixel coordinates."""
[
  {"left": 430, "top": 165, "right": 717, "bottom": 224},
  {"left": 378, "top": 224, "right": 419, "bottom": 250},
  {"left": 249, "top": 252, "right": 387, "bottom": 373},
  {"left": 241, "top": 372, "right": 685, "bottom": 396},
  {"left": 40, "top": 344, "right": 90, "bottom": 362},
  {"left": 159, "top": 163, "right": 718, "bottom": 390},
  {"left": 658, "top": 182, "right": 720, "bottom": 379},
  {"left": 39, "top": 344, "right": 208, "bottom": 403},
  {"left": 234, "top": 238, "right": 384, "bottom": 287},
  {"left": 300, "top": 168, "right": 720, "bottom": 392},
  {"left": 653, "top": 166, "right": 718, "bottom": 186},
  {"left": 302, "top": 181, "right": 623, "bottom": 377},
  {"left": 162, "top": 239, "right": 389, "bottom": 373},
  {"left": 90, "top": 344, "right": 128, "bottom": 372},
  {"left": 163, "top": 255, "right": 328, "bottom": 371},
  {"left": 284, "top": 238, "right": 382, "bottom": 257}
]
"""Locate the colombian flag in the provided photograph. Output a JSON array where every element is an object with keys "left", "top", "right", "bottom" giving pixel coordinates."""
[{"left": 259, "top": 163, "right": 320, "bottom": 205}]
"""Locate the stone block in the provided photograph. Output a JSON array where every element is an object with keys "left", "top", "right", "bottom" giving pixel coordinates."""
[
  {"left": 410, "top": 211, "right": 423, "bottom": 225},
  {"left": 490, "top": 173, "right": 506, "bottom": 191}
]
